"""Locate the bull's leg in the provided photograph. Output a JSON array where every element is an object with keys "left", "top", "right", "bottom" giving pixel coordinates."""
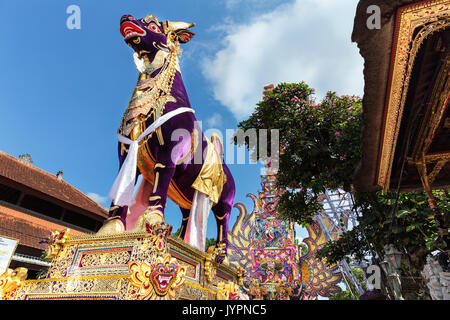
[
  {"left": 97, "top": 143, "right": 139, "bottom": 235},
  {"left": 147, "top": 163, "right": 176, "bottom": 221},
  {"left": 211, "top": 164, "right": 235, "bottom": 263},
  {"left": 106, "top": 202, "right": 129, "bottom": 225},
  {"left": 178, "top": 207, "right": 191, "bottom": 239},
  {"left": 212, "top": 202, "right": 232, "bottom": 263},
  {"left": 134, "top": 146, "right": 180, "bottom": 231}
]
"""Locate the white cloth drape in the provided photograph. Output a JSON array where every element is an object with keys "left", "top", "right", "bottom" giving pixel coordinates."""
[
  {"left": 108, "top": 107, "right": 195, "bottom": 207},
  {"left": 185, "top": 190, "right": 213, "bottom": 252}
]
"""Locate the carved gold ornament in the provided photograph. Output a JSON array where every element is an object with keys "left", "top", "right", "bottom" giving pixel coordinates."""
[
  {"left": 204, "top": 246, "right": 218, "bottom": 283},
  {"left": 121, "top": 42, "right": 180, "bottom": 137},
  {"left": 236, "top": 267, "right": 245, "bottom": 287},
  {"left": 275, "top": 281, "right": 292, "bottom": 300},
  {"left": 216, "top": 281, "right": 243, "bottom": 300},
  {"left": 43, "top": 229, "right": 70, "bottom": 260},
  {"left": 128, "top": 254, "right": 185, "bottom": 300},
  {"left": 0, "top": 268, "right": 28, "bottom": 300},
  {"left": 248, "top": 279, "right": 267, "bottom": 300},
  {"left": 146, "top": 222, "right": 173, "bottom": 252}
]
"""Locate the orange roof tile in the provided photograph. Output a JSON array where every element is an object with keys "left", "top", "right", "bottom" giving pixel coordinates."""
[
  {"left": 0, "top": 204, "right": 86, "bottom": 250},
  {"left": 0, "top": 151, "right": 108, "bottom": 218}
]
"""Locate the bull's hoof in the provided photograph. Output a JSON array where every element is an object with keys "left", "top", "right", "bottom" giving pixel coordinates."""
[
  {"left": 96, "top": 217, "right": 125, "bottom": 236},
  {"left": 133, "top": 209, "right": 165, "bottom": 232}
]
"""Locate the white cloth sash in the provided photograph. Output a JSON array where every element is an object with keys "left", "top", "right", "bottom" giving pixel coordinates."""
[
  {"left": 185, "top": 190, "right": 213, "bottom": 252},
  {"left": 108, "top": 107, "right": 195, "bottom": 207}
]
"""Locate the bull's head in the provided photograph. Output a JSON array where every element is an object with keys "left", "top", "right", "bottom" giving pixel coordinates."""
[{"left": 120, "top": 14, "right": 195, "bottom": 61}]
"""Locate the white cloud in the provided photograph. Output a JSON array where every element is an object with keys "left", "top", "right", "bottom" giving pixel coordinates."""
[
  {"left": 223, "top": 0, "right": 242, "bottom": 9},
  {"left": 205, "top": 112, "right": 223, "bottom": 128},
  {"left": 87, "top": 192, "right": 109, "bottom": 205},
  {"left": 222, "top": 0, "right": 285, "bottom": 11},
  {"left": 202, "top": 0, "right": 363, "bottom": 120}
]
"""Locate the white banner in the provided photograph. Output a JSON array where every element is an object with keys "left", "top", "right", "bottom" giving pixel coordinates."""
[{"left": 0, "top": 236, "right": 19, "bottom": 274}]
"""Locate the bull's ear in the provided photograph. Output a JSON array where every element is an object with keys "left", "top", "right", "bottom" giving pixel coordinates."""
[
  {"left": 162, "top": 21, "right": 195, "bottom": 43},
  {"left": 176, "top": 29, "right": 195, "bottom": 43}
]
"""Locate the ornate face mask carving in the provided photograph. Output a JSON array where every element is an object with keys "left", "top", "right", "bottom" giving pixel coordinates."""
[
  {"left": 150, "top": 260, "right": 177, "bottom": 296},
  {"left": 119, "top": 14, "right": 195, "bottom": 58},
  {"left": 128, "top": 254, "right": 185, "bottom": 300}
]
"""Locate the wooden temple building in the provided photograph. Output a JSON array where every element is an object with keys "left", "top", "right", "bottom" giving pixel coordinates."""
[
  {"left": 351, "top": 0, "right": 449, "bottom": 254},
  {"left": 0, "top": 151, "right": 108, "bottom": 278}
]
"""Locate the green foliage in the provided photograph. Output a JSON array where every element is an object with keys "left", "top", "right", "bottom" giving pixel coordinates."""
[
  {"left": 329, "top": 290, "right": 354, "bottom": 300},
  {"left": 205, "top": 238, "right": 216, "bottom": 252},
  {"left": 330, "top": 268, "right": 366, "bottom": 300},
  {"left": 173, "top": 227, "right": 181, "bottom": 237},
  {"left": 316, "top": 191, "right": 447, "bottom": 269},
  {"left": 236, "top": 82, "right": 363, "bottom": 224}
]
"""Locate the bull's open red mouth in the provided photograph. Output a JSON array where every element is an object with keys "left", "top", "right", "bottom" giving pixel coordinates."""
[
  {"left": 157, "top": 274, "right": 173, "bottom": 289},
  {"left": 120, "top": 21, "right": 146, "bottom": 40},
  {"left": 150, "top": 271, "right": 175, "bottom": 295}
]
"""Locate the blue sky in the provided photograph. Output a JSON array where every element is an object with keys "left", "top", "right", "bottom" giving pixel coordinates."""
[{"left": 0, "top": 0, "right": 363, "bottom": 239}]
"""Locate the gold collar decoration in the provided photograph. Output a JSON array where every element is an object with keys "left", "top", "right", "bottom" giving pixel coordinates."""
[{"left": 121, "top": 44, "right": 181, "bottom": 136}]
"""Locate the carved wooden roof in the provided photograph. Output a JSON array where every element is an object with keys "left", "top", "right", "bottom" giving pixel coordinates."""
[{"left": 352, "top": 0, "right": 449, "bottom": 192}]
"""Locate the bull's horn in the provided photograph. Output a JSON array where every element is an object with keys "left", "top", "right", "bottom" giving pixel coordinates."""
[
  {"left": 162, "top": 21, "right": 195, "bottom": 34},
  {"left": 143, "top": 14, "right": 159, "bottom": 24}
]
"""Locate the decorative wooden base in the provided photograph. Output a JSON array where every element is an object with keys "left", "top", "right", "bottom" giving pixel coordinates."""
[{"left": 3, "top": 226, "right": 243, "bottom": 300}]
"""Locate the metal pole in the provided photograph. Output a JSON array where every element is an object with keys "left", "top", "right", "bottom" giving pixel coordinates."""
[
  {"left": 339, "top": 265, "right": 356, "bottom": 300},
  {"left": 315, "top": 215, "right": 365, "bottom": 296}
]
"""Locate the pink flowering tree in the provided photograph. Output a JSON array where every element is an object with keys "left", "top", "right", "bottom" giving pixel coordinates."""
[{"left": 236, "top": 82, "right": 363, "bottom": 224}]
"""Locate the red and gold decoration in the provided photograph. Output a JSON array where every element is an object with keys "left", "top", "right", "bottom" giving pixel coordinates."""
[
  {"left": 0, "top": 267, "right": 28, "bottom": 300},
  {"left": 6, "top": 220, "right": 241, "bottom": 300},
  {"left": 228, "top": 172, "right": 343, "bottom": 299},
  {"left": 42, "top": 228, "right": 70, "bottom": 260},
  {"left": 216, "top": 281, "right": 246, "bottom": 300},
  {"left": 128, "top": 254, "right": 185, "bottom": 300}
]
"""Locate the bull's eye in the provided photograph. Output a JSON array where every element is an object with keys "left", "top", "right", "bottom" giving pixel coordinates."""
[{"left": 148, "top": 22, "right": 161, "bottom": 33}]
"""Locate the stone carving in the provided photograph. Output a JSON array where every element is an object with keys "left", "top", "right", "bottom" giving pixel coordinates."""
[{"left": 421, "top": 255, "right": 450, "bottom": 300}]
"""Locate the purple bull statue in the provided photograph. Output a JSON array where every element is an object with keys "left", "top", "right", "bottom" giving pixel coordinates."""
[{"left": 97, "top": 14, "right": 235, "bottom": 263}]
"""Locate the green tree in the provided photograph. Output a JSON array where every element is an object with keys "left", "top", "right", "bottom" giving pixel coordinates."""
[
  {"left": 205, "top": 238, "right": 216, "bottom": 252},
  {"left": 330, "top": 268, "right": 367, "bottom": 300},
  {"left": 173, "top": 227, "right": 181, "bottom": 237},
  {"left": 317, "top": 190, "right": 447, "bottom": 272},
  {"left": 236, "top": 82, "right": 363, "bottom": 225}
]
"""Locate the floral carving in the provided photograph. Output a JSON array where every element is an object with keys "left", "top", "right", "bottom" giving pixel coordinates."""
[{"left": 42, "top": 229, "right": 70, "bottom": 260}]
